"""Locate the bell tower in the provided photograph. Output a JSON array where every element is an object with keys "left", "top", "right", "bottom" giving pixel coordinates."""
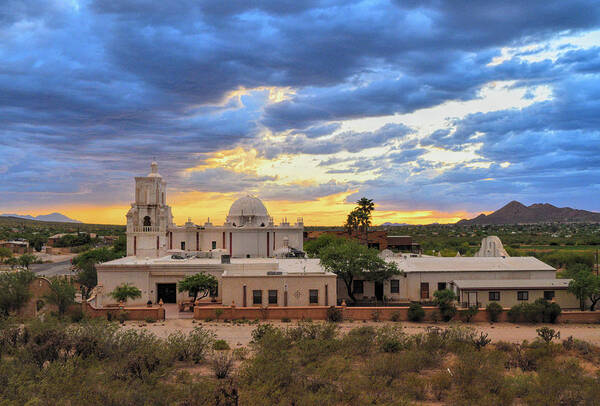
[{"left": 126, "top": 162, "right": 173, "bottom": 257}]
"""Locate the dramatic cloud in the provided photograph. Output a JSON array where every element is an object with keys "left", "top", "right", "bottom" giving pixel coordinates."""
[{"left": 1, "top": 0, "right": 599, "bottom": 223}]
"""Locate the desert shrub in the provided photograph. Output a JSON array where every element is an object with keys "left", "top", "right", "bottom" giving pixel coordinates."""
[
  {"left": 69, "top": 307, "right": 85, "bottom": 323},
  {"left": 536, "top": 327, "right": 560, "bottom": 344},
  {"left": 371, "top": 309, "right": 381, "bottom": 322},
  {"left": 342, "top": 326, "right": 376, "bottom": 355},
  {"left": 375, "top": 325, "right": 406, "bottom": 353},
  {"left": 232, "top": 347, "right": 249, "bottom": 361},
  {"left": 399, "top": 373, "right": 427, "bottom": 401},
  {"left": 250, "top": 323, "right": 277, "bottom": 343},
  {"left": 526, "top": 358, "right": 592, "bottom": 405},
  {"left": 214, "top": 308, "right": 224, "bottom": 320},
  {"left": 449, "top": 350, "right": 514, "bottom": 404},
  {"left": 116, "top": 311, "right": 129, "bottom": 324},
  {"left": 167, "top": 327, "right": 215, "bottom": 363},
  {"left": 326, "top": 306, "right": 343, "bottom": 322},
  {"left": 390, "top": 311, "right": 401, "bottom": 322},
  {"left": 562, "top": 335, "right": 594, "bottom": 356},
  {"left": 213, "top": 339, "right": 230, "bottom": 351},
  {"left": 286, "top": 321, "right": 338, "bottom": 342},
  {"left": 407, "top": 302, "right": 424, "bottom": 322},
  {"left": 281, "top": 317, "right": 291, "bottom": 323},
  {"left": 211, "top": 353, "right": 234, "bottom": 379},
  {"left": 144, "top": 317, "right": 156, "bottom": 323},
  {"left": 508, "top": 300, "right": 560, "bottom": 324},
  {"left": 486, "top": 302, "right": 503, "bottom": 322},
  {"left": 433, "top": 289, "right": 457, "bottom": 322},
  {"left": 507, "top": 304, "right": 522, "bottom": 323},
  {"left": 472, "top": 332, "right": 491, "bottom": 350},
  {"left": 461, "top": 305, "right": 478, "bottom": 322},
  {"left": 430, "top": 371, "right": 452, "bottom": 401}
]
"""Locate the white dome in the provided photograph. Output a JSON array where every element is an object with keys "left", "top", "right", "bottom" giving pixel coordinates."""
[{"left": 228, "top": 195, "right": 269, "bottom": 218}]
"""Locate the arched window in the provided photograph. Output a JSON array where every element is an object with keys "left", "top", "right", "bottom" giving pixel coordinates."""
[{"left": 143, "top": 216, "right": 152, "bottom": 227}]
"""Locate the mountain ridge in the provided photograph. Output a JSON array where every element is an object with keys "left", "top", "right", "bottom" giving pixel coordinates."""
[
  {"left": 457, "top": 201, "right": 600, "bottom": 225},
  {"left": 0, "top": 212, "right": 82, "bottom": 223}
]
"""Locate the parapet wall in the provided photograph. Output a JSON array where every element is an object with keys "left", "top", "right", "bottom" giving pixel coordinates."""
[
  {"left": 81, "top": 303, "right": 166, "bottom": 321},
  {"left": 193, "top": 305, "right": 600, "bottom": 324}
]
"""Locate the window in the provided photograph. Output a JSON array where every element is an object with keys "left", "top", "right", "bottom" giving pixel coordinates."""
[
  {"left": 309, "top": 289, "right": 319, "bottom": 304},
  {"left": 517, "top": 291, "right": 529, "bottom": 301},
  {"left": 268, "top": 290, "right": 278, "bottom": 305},
  {"left": 180, "top": 241, "right": 185, "bottom": 250},
  {"left": 143, "top": 216, "right": 152, "bottom": 227},
  {"left": 253, "top": 290, "right": 262, "bottom": 305},
  {"left": 390, "top": 279, "right": 400, "bottom": 294},
  {"left": 420, "top": 283, "right": 429, "bottom": 299},
  {"left": 211, "top": 241, "right": 217, "bottom": 250},
  {"left": 544, "top": 291, "right": 555, "bottom": 300},
  {"left": 489, "top": 291, "right": 500, "bottom": 301},
  {"left": 353, "top": 280, "right": 364, "bottom": 294},
  {"left": 437, "top": 282, "right": 447, "bottom": 291}
]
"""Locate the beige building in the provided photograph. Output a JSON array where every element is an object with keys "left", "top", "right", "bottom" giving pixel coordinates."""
[
  {"left": 451, "top": 279, "right": 579, "bottom": 309},
  {"left": 126, "top": 162, "right": 303, "bottom": 259},
  {"left": 337, "top": 256, "right": 557, "bottom": 304},
  {"left": 95, "top": 256, "right": 335, "bottom": 307}
]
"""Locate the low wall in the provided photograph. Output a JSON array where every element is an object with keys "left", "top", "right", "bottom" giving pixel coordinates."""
[
  {"left": 81, "top": 303, "right": 165, "bottom": 321},
  {"left": 194, "top": 305, "right": 599, "bottom": 324}
]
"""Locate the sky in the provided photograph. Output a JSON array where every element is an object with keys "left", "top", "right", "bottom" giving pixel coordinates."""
[{"left": 1, "top": 0, "right": 599, "bottom": 226}]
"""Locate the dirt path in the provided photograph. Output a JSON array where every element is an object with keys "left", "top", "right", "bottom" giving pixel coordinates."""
[{"left": 126, "top": 319, "right": 600, "bottom": 347}]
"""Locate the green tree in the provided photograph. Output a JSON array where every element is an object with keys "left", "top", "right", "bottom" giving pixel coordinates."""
[
  {"left": 304, "top": 234, "right": 338, "bottom": 258},
  {"left": 178, "top": 272, "right": 218, "bottom": 302},
  {"left": 0, "top": 247, "right": 12, "bottom": 261},
  {"left": 18, "top": 253, "right": 37, "bottom": 270},
  {"left": 319, "top": 238, "right": 401, "bottom": 303},
  {"left": 5, "top": 257, "right": 18, "bottom": 269},
  {"left": 0, "top": 270, "right": 35, "bottom": 316},
  {"left": 44, "top": 277, "right": 76, "bottom": 316},
  {"left": 110, "top": 283, "right": 142, "bottom": 303},
  {"left": 433, "top": 289, "right": 458, "bottom": 322},
  {"left": 76, "top": 260, "right": 97, "bottom": 299},
  {"left": 568, "top": 269, "right": 600, "bottom": 311}
]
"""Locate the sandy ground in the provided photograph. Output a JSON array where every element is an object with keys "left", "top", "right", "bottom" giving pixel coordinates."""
[{"left": 126, "top": 319, "right": 600, "bottom": 347}]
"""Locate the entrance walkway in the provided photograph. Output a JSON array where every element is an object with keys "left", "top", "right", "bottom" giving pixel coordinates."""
[{"left": 163, "top": 303, "right": 193, "bottom": 320}]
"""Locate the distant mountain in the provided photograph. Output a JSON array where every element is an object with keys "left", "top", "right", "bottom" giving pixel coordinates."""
[
  {"left": 380, "top": 222, "right": 411, "bottom": 226},
  {"left": 457, "top": 201, "right": 600, "bottom": 225},
  {"left": 0, "top": 212, "right": 82, "bottom": 223}
]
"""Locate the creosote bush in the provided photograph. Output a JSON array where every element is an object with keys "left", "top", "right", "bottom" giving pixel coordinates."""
[
  {"left": 326, "top": 306, "right": 343, "bottom": 322},
  {"left": 407, "top": 302, "right": 425, "bottom": 321},
  {"left": 2, "top": 315, "right": 600, "bottom": 405},
  {"left": 486, "top": 301, "right": 503, "bottom": 322}
]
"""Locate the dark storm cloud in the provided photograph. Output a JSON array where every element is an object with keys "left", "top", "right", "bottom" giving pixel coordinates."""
[{"left": 0, "top": 0, "right": 599, "bottom": 210}]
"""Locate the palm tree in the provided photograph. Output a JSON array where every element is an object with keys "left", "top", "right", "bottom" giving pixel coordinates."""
[
  {"left": 356, "top": 197, "right": 374, "bottom": 240},
  {"left": 344, "top": 210, "right": 360, "bottom": 236},
  {"left": 110, "top": 283, "right": 142, "bottom": 304}
]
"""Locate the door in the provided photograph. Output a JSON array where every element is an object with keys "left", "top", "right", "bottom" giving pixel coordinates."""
[
  {"left": 467, "top": 291, "right": 478, "bottom": 307},
  {"left": 374, "top": 281, "right": 384, "bottom": 301},
  {"left": 420, "top": 282, "right": 429, "bottom": 299},
  {"left": 157, "top": 283, "right": 177, "bottom": 303}
]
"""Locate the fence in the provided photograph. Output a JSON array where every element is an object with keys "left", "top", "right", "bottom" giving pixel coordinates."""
[{"left": 193, "top": 304, "right": 600, "bottom": 323}]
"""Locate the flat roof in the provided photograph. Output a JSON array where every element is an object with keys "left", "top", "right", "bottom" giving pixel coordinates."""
[
  {"left": 99, "top": 255, "right": 326, "bottom": 273},
  {"left": 388, "top": 256, "right": 555, "bottom": 273},
  {"left": 452, "top": 279, "right": 570, "bottom": 290}
]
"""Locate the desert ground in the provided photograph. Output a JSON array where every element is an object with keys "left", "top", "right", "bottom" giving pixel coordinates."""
[{"left": 127, "top": 319, "right": 600, "bottom": 347}]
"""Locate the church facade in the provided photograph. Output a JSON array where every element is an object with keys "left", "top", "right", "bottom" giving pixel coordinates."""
[{"left": 126, "top": 162, "right": 304, "bottom": 259}]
